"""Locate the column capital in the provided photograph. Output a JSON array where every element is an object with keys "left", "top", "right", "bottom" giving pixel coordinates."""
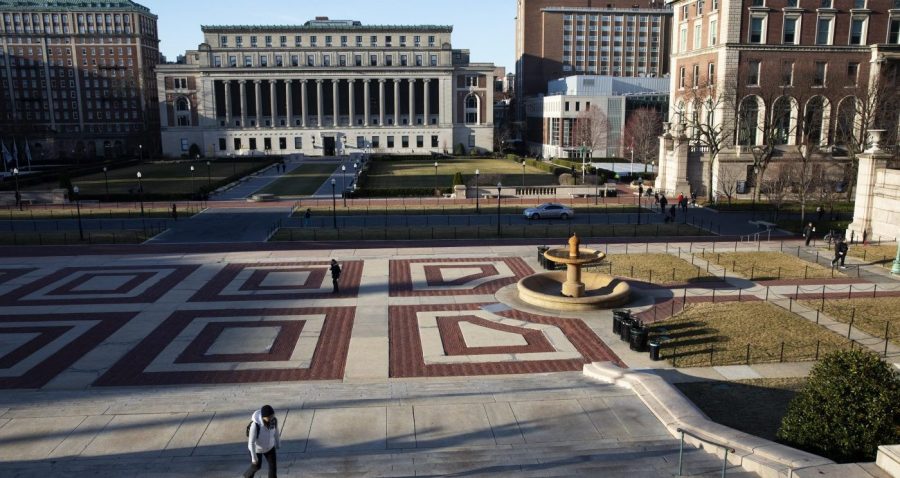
[
  {"left": 238, "top": 79, "right": 247, "bottom": 84},
  {"left": 285, "top": 79, "right": 293, "bottom": 84},
  {"left": 316, "top": 79, "right": 324, "bottom": 84},
  {"left": 423, "top": 78, "right": 431, "bottom": 83},
  {"left": 378, "top": 78, "right": 386, "bottom": 83},
  {"left": 347, "top": 78, "right": 355, "bottom": 84},
  {"left": 254, "top": 79, "right": 262, "bottom": 85}
]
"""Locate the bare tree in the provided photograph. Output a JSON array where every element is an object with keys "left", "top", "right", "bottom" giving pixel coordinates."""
[
  {"left": 676, "top": 70, "right": 739, "bottom": 201},
  {"left": 715, "top": 161, "right": 743, "bottom": 205},
  {"left": 811, "top": 162, "right": 842, "bottom": 218},
  {"left": 623, "top": 108, "right": 662, "bottom": 173},
  {"left": 573, "top": 105, "right": 610, "bottom": 158},
  {"left": 761, "top": 163, "right": 793, "bottom": 221}
]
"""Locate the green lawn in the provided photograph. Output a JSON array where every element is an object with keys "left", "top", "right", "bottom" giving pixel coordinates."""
[
  {"left": 255, "top": 163, "right": 337, "bottom": 197},
  {"left": 25, "top": 160, "right": 268, "bottom": 196},
  {"left": 362, "top": 158, "right": 558, "bottom": 190}
]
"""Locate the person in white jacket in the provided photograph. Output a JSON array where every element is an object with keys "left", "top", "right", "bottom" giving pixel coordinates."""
[{"left": 243, "top": 405, "right": 280, "bottom": 478}]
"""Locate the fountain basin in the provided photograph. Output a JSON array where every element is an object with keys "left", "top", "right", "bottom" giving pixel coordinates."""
[
  {"left": 543, "top": 248, "right": 604, "bottom": 265},
  {"left": 517, "top": 271, "right": 631, "bottom": 311}
]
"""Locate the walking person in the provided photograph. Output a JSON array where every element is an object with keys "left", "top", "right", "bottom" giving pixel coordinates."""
[
  {"left": 171, "top": 203, "right": 178, "bottom": 221},
  {"left": 304, "top": 208, "right": 312, "bottom": 228},
  {"left": 803, "top": 222, "right": 815, "bottom": 246},
  {"left": 816, "top": 205, "right": 824, "bottom": 221},
  {"left": 669, "top": 204, "right": 677, "bottom": 222},
  {"left": 690, "top": 191, "right": 697, "bottom": 207},
  {"left": 330, "top": 259, "right": 342, "bottom": 293},
  {"left": 659, "top": 194, "right": 668, "bottom": 214},
  {"left": 832, "top": 238, "right": 849, "bottom": 269},
  {"left": 653, "top": 192, "right": 660, "bottom": 208},
  {"left": 680, "top": 195, "right": 688, "bottom": 214},
  {"left": 243, "top": 405, "right": 280, "bottom": 478}
]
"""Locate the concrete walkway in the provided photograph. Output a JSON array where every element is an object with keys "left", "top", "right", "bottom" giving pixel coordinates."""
[
  {"left": 145, "top": 206, "right": 290, "bottom": 243},
  {"left": 212, "top": 155, "right": 302, "bottom": 201}
]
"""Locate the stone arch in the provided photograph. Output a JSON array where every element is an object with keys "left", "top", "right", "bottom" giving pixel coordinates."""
[
  {"left": 174, "top": 96, "right": 192, "bottom": 126},
  {"left": 834, "top": 95, "right": 858, "bottom": 149},
  {"left": 464, "top": 93, "right": 480, "bottom": 125},
  {"left": 772, "top": 95, "right": 799, "bottom": 146},
  {"left": 803, "top": 95, "right": 832, "bottom": 146},
  {"left": 737, "top": 95, "right": 765, "bottom": 146}
]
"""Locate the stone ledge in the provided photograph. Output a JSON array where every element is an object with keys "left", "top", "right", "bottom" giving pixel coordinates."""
[
  {"left": 583, "top": 361, "right": 834, "bottom": 478},
  {"left": 876, "top": 444, "right": 900, "bottom": 478}
]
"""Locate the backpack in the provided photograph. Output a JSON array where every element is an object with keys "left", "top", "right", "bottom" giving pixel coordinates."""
[{"left": 246, "top": 417, "right": 276, "bottom": 438}]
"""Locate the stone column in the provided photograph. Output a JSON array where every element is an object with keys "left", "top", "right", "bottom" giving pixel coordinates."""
[
  {"left": 270, "top": 80, "right": 277, "bottom": 127},
  {"left": 378, "top": 79, "right": 385, "bottom": 126},
  {"left": 332, "top": 79, "right": 340, "bottom": 127},
  {"left": 239, "top": 80, "right": 247, "bottom": 127},
  {"left": 423, "top": 79, "right": 431, "bottom": 125},
  {"left": 224, "top": 80, "right": 232, "bottom": 124},
  {"left": 848, "top": 130, "right": 891, "bottom": 241},
  {"left": 408, "top": 78, "right": 416, "bottom": 125},
  {"left": 347, "top": 79, "right": 355, "bottom": 126},
  {"left": 300, "top": 80, "right": 308, "bottom": 127},
  {"left": 393, "top": 79, "right": 400, "bottom": 126},
  {"left": 363, "top": 79, "right": 371, "bottom": 127},
  {"left": 254, "top": 80, "right": 262, "bottom": 128},
  {"left": 285, "top": 80, "right": 293, "bottom": 127},
  {"left": 316, "top": 79, "right": 324, "bottom": 127}
]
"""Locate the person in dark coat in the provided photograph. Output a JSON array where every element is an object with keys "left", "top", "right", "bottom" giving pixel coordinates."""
[
  {"left": 330, "top": 259, "right": 341, "bottom": 293},
  {"left": 832, "top": 239, "right": 848, "bottom": 269},
  {"left": 803, "top": 222, "right": 815, "bottom": 246}
]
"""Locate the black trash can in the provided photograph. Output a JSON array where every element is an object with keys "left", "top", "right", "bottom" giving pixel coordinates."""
[
  {"left": 612, "top": 309, "right": 631, "bottom": 335},
  {"left": 648, "top": 340, "right": 662, "bottom": 361},
  {"left": 619, "top": 318, "right": 634, "bottom": 342},
  {"left": 537, "top": 246, "right": 549, "bottom": 270},
  {"left": 630, "top": 326, "right": 649, "bottom": 352}
]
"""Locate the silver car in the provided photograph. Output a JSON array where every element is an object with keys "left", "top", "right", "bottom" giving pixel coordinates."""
[{"left": 523, "top": 203, "right": 574, "bottom": 220}]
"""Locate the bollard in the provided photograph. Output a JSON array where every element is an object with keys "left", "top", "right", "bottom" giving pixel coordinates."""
[{"left": 848, "top": 309, "right": 855, "bottom": 339}]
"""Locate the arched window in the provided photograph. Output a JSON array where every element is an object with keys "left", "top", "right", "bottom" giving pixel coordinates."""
[
  {"left": 772, "top": 96, "right": 794, "bottom": 145},
  {"left": 464, "top": 94, "right": 479, "bottom": 124},
  {"left": 834, "top": 96, "right": 857, "bottom": 148},
  {"left": 738, "top": 96, "right": 763, "bottom": 146},
  {"left": 803, "top": 96, "right": 829, "bottom": 146},
  {"left": 174, "top": 96, "right": 191, "bottom": 126},
  {"left": 176, "top": 97, "right": 189, "bottom": 111}
]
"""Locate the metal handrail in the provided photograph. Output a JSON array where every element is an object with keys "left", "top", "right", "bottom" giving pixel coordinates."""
[{"left": 676, "top": 427, "right": 737, "bottom": 477}]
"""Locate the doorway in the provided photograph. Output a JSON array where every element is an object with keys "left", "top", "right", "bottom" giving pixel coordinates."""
[{"left": 323, "top": 136, "right": 336, "bottom": 156}]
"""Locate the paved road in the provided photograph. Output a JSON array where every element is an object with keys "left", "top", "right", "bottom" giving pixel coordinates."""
[{"left": 146, "top": 206, "right": 291, "bottom": 243}]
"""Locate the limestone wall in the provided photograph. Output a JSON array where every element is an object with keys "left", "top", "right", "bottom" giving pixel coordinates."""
[{"left": 871, "top": 168, "right": 900, "bottom": 241}]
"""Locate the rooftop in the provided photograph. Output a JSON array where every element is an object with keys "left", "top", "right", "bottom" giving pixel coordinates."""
[
  {"left": 0, "top": 0, "right": 151, "bottom": 13},
  {"left": 202, "top": 21, "right": 453, "bottom": 34}
]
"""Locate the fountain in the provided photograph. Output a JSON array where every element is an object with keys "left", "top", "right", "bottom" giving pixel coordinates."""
[{"left": 517, "top": 234, "right": 630, "bottom": 311}]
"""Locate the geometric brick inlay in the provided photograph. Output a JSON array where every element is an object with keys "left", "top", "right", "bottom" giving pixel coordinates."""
[
  {"left": 389, "top": 303, "right": 623, "bottom": 377},
  {"left": 389, "top": 258, "right": 533, "bottom": 297},
  {"left": 0, "top": 265, "right": 199, "bottom": 306},
  {"left": 0, "top": 268, "right": 37, "bottom": 286},
  {"left": 93, "top": 307, "right": 354, "bottom": 386},
  {"left": 174, "top": 320, "right": 304, "bottom": 364},
  {"left": 436, "top": 315, "right": 555, "bottom": 356},
  {"left": 189, "top": 261, "right": 363, "bottom": 302},
  {"left": 0, "top": 312, "right": 137, "bottom": 389}
]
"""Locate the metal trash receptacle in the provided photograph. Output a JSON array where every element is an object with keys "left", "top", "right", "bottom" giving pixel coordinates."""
[
  {"left": 537, "top": 246, "right": 550, "bottom": 270},
  {"left": 612, "top": 309, "right": 631, "bottom": 335},
  {"left": 619, "top": 318, "right": 635, "bottom": 342},
  {"left": 630, "top": 326, "right": 649, "bottom": 352},
  {"left": 648, "top": 340, "right": 662, "bottom": 360}
]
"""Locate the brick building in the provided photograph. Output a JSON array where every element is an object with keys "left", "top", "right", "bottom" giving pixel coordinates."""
[
  {"left": 155, "top": 18, "right": 495, "bottom": 158},
  {"left": 514, "top": 0, "right": 673, "bottom": 149},
  {"left": 0, "top": 0, "right": 161, "bottom": 162},
  {"left": 657, "top": 0, "right": 900, "bottom": 197}
]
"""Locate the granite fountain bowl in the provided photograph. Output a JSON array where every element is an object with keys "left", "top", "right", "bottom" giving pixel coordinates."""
[{"left": 516, "top": 248, "right": 631, "bottom": 311}]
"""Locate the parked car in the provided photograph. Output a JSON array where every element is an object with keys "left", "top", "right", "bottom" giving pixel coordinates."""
[{"left": 523, "top": 203, "right": 574, "bottom": 220}]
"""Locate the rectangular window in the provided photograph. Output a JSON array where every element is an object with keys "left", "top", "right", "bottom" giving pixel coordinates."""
[
  {"left": 385, "top": 55, "right": 393, "bottom": 66},
  {"left": 279, "top": 137, "right": 287, "bottom": 150},
  {"left": 891, "top": 20, "right": 900, "bottom": 44},
  {"left": 322, "top": 55, "right": 330, "bottom": 66},
  {"left": 250, "top": 36, "right": 257, "bottom": 47},
  {"left": 244, "top": 55, "right": 252, "bottom": 67},
  {"left": 694, "top": 23, "right": 702, "bottom": 49},
  {"left": 816, "top": 18, "right": 832, "bottom": 45},
  {"left": 401, "top": 136, "right": 409, "bottom": 148},
  {"left": 370, "top": 35, "right": 377, "bottom": 46},
  {"left": 849, "top": 18, "right": 864, "bottom": 45},
  {"left": 679, "top": 27, "right": 687, "bottom": 52},
  {"left": 325, "top": 35, "right": 332, "bottom": 46},
  {"left": 679, "top": 66, "right": 685, "bottom": 88},
  {"left": 814, "top": 61, "right": 827, "bottom": 86},
  {"left": 853, "top": 0, "right": 865, "bottom": 7},
  {"left": 371, "top": 136, "right": 379, "bottom": 148},
  {"left": 431, "top": 135, "right": 439, "bottom": 148},
  {"left": 747, "top": 60, "right": 760, "bottom": 86},
  {"left": 218, "top": 138, "right": 226, "bottom": 151},
  {"left": 259, "top": 55, "right": 267, "bottom": 67},
  {"left": 357, "top": 136, "right": 365, "bottom": 148},
  {"left": 847, "top": 62, "right": 859, "bottom": 84},
  {"left": 416, "top": 135, "right": 424, "bottom": 148},
  {"left": 400, "top": 54, "right": 408, "bottom": 66},
  {"left": 782, "top": 60, "right": 794, "bottom": 85},
  {"left": 709, "top": 20, "right": 718, "bottom": 45},
  {"left": 693, "top": 64, "right": 700, "bottom": 87},
  {"left": 220, "top": 35, "right": 228, "bottom": 46},
  {"left": 354, "top": 54, "right": 362, "bottom": 66},
  {"left": 264, "top": 35, "right": 271, "bottom": 47},
  {"left": 356, "top": 35, "right": 363, "bottom": 46},
  {"left": 385, "top": 35, "right": 392, "bottom": 46},
  {"left": 430, "top": 54, "right": 437, "bottom": 66},
  {"left": 307, "top": 54, "right": 314, "bottom": 66},
  {"left": 387, "top": 136, "right": 395, "bottom": 148},
  {"left": 370, "top": 54, "right": 377, "bottom": 66},
  {"left": 783, "top": 17, "right": 797, "bottom": 44},
  {"left": 341, "top": 35, "right": 347, "bottom": 46},
  {"left": 294, "top": 137, "right": 302, "bottom": 149},
  {"left": 707, "top": 62, "right": 715, "bottom": 85},
  {"left": 749, "top": 17, "right": 764, "bottom": 43}
]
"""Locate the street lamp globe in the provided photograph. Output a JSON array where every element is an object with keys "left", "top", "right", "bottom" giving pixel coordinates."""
[
  {"left": 73, "top": 185, "right": 79, "bottom": 194},
  {"left": 12, "top": 167, "right": 18, "bottom": 175},
  {"left": 136, "top": 171, "right": 142, "bottom": 179}
]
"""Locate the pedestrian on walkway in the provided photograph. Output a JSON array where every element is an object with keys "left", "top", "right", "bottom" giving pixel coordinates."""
[
  {"left": 676, "top": 192, "right": 684, "bottom": 206},
  {"left": 171, "top": 203, "right": 178, "bottom": 221},
  {"left": 680, "top": 195, "right": 688, "bottom": 214},
  {"left": 304, "top": 208, "right": 312, "bottom": 227},
  {"left": 330, "top": 259, "right": 342, "bottom": 293},
  {"left": 669, "top": 204, "right": 677, "bottom": 222},
  {"left": 659, "top": 194, "right": 668, "bottom": 214},
  {"left": 243, "top": 405, "right": 280, "bottom": 478},
  {"left": 690, "top": 191, "right": 697, "bottom": 207},
  {"left": 832, "top": 239, "right": 848, "bottom": 269},
  {"left": 653, "top": 192, "right": 659, "bottom": 207},
  {"left": 803, "top": 222, "right": 815, "bottom": 246},
  {"left": 816, "top": 205, "right": 824, "bottom": 221}
]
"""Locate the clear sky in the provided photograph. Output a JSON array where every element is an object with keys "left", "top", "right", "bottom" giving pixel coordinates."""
[{"left": 140, "top": 0, "right": 517, "bottom": 71}]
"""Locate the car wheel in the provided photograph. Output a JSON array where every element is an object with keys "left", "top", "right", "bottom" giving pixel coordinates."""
[
  {"left": 530, "top": 214, "right": 540, "bottom": 220},
  {"left": 560, "top": 213, "right": 569, "bottom": 220}
]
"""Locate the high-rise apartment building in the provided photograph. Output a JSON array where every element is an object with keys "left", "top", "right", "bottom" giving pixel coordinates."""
[
  {"left": 656, "top": 0, "right": 900, "bottom": 197},
  {"left": 156, "top": 17, "right": 495, "bottom": 158},
  {"left": 515, "top": 0, "right": 673, "bottom": 148},
  {"left": 0, "top": 0, "right": 160, "bottom": 162}
]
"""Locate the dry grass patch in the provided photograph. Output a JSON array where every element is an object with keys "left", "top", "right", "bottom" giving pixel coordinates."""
[
  {"left": 845, "top": 243, "right": 897, "bottom": 269},
  {"left": 651, "top": 302, "right": 850, "bottom": 367},
  {"left": 695, "top": 251, "right": 841, "bottom": 280},
  {"left": 800, "top": 297, "right": 900, "bottom": 346},
  {"left": 676, "top": 378, "right": 807, "bottom": 441},
  {"left": 584, "top": 253, "right": 714, "bottom": 284}
]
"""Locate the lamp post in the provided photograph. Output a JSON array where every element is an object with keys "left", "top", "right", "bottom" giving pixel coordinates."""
[
  {"left": 136, "top": 171, "right": 144, "bottom": 216},
  {"left": 330, "top": 178, "right": 337, "bottom": 229},
  {"left": 475, "top": 169, "right": 480, "bottom": 214},
  {"left": 521, "top": 159, "right": 526, "bottom": 187},
  {"left": 138, "top": 144, "right": 143, "bottom": 162},
  {"left": 72, "top": 185, "right": 84, "bottom": 240},
  {"left": 637, "top": 184, "right": 643, "bottom": 225},
  {"left": 190, "top": 165, "right": 196, "bottom": 198},
  {"left": 496, "top": 182, "right": 502, "bottom": 237},
  {"left": 433, "top": 161, "right": 439, "bottom": 192},
  {"left": 102, "top": 166, "right": 109, "bottom": 202},
  {"left": 581, "top": 142, "right": 587, "bottom": 185},
  {"left": 341, "top": 164, "right": 347, "bottom": 207},
  {"left": 12, "top": 167, "right": 21, "bottom": 211},
  {"left": 595, "top": 163, "right": 600, "bottom": 205},
  {"left": 206, "top": 160, "right": 211, "bottom": 187}
]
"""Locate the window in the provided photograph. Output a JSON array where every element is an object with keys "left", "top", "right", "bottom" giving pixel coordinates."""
[
  {"left": 275, "top": 55, "right": 283, "bottom": 67},
  {"left": 356, "top": 35, "right": 363, "bottom": 46},
  {"left": 250, "top": 36, "right": 257, "bottom": 47},
  {"left": 749, "top": 17, "right": 764, "bottom": 43},
  {"left": 340, "top": 35, "right": 347, "bottom": 46},
  {"left": 369, "top": 54, "right": 377, "bottom": 66},
  {"left": 849, "top": 18, "right": 864, "bottom": 45},
  {"left": 431, "top": 135, "right": 439, "bottom": 148},
  {"left": 220, "top": 35, "right": 228, "bottom": 46},
  {"left": 322, "top": 55, "right": 330, "bottom": 66},
  {"left": 679, "top": 66, "right": 686, "bottom": 88},
  {"left": 782, "top": 60, "right": 794, "bottom": 86},
  {"left": 280, "top": 35, "right": 287, "bottom": 47},
  {"left": 244, "top": 55, "right": 252, "bottom": 67},
  {"left": 819, "top": 0, "right": 832, "bottom": 7},
  {"left": 707, "top": 62, "right": 715, "bottom": 85},
  {"left": 853, "top": 0, "right": 865, "bottom": 7},
  {"left": 370, "top": 35, "right": 377, "bottom": 46},
  {"left": 747, "top": 60, "right": 760, "bottom": 86},
  {"left": 294, "top": 137, "right": 302, "bottom": 149},
  {"left": 416, "top": 135, "right": 423, "bottom": 148},
  {"left": 694, "top": 23, "right": 702, "bottom": 49},
  {"left": 354, "top": 54, "right": 362, "bottom": 66},
  {"left": 783, "top": 17, "right": 797, "bottom": 44},
  {"left": 428, "top": 35, "right": 435, "bottom": 46},
  {"left": 325, "top": 35, "right": 332, "bottom": 46},
  {"left": 259, "top": 56, "right": 267, "bottom": 67},
  {"left": 236, "top": 35, "right": 243, "bottom": 46},
  {"left": 891, "top": 20, "right": 900, "bottom": 44},
  {"left": 339, "top": 54, "right": 346, "bottom": 66},
  {"left": 385, "top": 35, "right": 392, "bottom": 46},
  {"left": 814, "top": 61, "right": 827, "bottom": 86},
  {"left": 310, "top": 35, "right": 317, "bottom": 46},
  {"left": 709, "top": 19, "right": 718, "bottom": 45},
  {"left": 430, "top": 54, "right": 437, "bottom": 66},
  {"left": 264, "top": 35, "right": 271, "bottom": 47},
  {"left": 295, "top": 35, "right": 302, "bottom": 46},
  {"left": 692, "top": 64, "right": 700, "bottom": 87},
  {"left": 401, "top": 136, "right": 409, "bottom": 148},
  {"left": 307, "top": 54, "right": 314, "bottom": 66},
  {"left": 679, "top": 27, "right": 687, "bottom": 52},
  {"left": 415, "top": 54, "right": 423, "bottom": 66},
  {"left": 385, "top": 55, "right": 393, "bottom": 66},
  {"left": 400, "top": 54, "right": 408, "bottom": 66},
  {"left": 847, "top": 62, "right": 859, "bottom": 84},
  {"left": 816, "top": 17, "right": 832, "bottom": 45}
]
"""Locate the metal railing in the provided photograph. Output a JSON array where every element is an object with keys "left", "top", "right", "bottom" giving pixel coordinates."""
[{"left": 677, "top": 427, "right": 736, "bottom": 477}]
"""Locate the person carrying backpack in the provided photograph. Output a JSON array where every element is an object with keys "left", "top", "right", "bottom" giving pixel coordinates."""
[
  {"left": 244, "top": 405, "right": 280, "bottom": 478},
  {"left": 832, "top": 239, "right": 849, "bottom": 269},
  {"left": 330, "top": 259, "right": 341, "bottom": 294}
]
